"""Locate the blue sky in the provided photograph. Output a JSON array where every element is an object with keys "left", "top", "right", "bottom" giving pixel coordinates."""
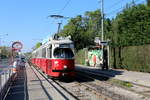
[{"left": 0, "top": 0, "right": 146, "bottom": 52}]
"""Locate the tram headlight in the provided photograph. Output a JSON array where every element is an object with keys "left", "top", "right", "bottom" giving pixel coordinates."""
[
  {"left": 64, "top": 65, "right": 67, "bottom": 69},
  {"left": 54, "top": 61, "right": 59, "bottom": 67}
]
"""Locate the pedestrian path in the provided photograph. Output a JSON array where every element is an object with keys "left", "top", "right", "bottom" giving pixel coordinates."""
[
  {"left": 26, "top": 63, "right": 52, "bottom": 100},
  {"left": 4, "top": 63, "right": 72, "bottom": 100},
  {"left": 5, "top": 67, "right": 26, "bottom": 100},
  {"left": 76, "top": 64, "right": 150, "bottom": 87},
  {"left": 5, "top": 63, "right": 52, "bottom": 100}
]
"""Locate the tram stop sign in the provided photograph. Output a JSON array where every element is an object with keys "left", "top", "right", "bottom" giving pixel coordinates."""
[{"left": 12, "top": 41, "right": 23, "bottom": 51}]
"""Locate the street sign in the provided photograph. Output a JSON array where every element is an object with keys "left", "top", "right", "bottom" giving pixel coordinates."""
[
  {"left": 101, "top": 41, "right": 108, "bottom": 46},
  {"left": 12, "top": 41, "right": 23, "bottom": 51}
]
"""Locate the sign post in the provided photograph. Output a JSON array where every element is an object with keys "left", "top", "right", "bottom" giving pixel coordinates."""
[{"left": 11, "top": 41, "right": 23, "bottom": 63}]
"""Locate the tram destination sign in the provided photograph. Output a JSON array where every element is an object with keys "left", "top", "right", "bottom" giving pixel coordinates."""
[{"left": 60, "top": 44, "right": 74, "bottom": 48}]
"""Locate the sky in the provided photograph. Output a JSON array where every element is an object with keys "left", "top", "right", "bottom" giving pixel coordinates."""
[{"left": 0, "top": 0, "right": 146, "bottom": 52}]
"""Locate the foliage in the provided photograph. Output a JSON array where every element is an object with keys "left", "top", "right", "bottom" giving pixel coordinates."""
[
  {"left": 113, "top": 4, "right": 150, "bottom": 47},
  {"left": 60, "top": 4, "right": 150, "bottom": 50},
  {"left": 59, "top": 10, "right": 102, "bottom": 51},
  {"left": 35, "top": 42, "right": 42, "bottom": 49},
  {"left": 0, "top": 46, "right": 11, "bottom": 58},
  {"left": 110, "top": 45, "right": 150, "bottom": 72},
  {"left": 60, "top": 3, "right": 150, "bottom": 72},
  {"left": 75, "top": 49, "right": 87, "bottom": 65},
  {"left": 110, "top": 79, "right": 133, "bottom": 88},
  {"left": 147, "top": 0, "right": 150, "bottom": 7}
]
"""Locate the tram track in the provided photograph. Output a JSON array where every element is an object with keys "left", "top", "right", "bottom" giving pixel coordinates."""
[
  {"left": 30, "top": 62, "right": 113, "bottom": 100},
  {"left": 29, "top": 62, "right": 150, "bottom": 100},
  {"left": 55, "top": 78, "right": 113, "bottom": 100},
  {"left": 76, "top": 69, "right": 150, "bottom": 100},
  {"left": 77, "top": 68, "right": 150, "bottom": 89},
  {"left": 30, "top": 63, "right": 78, "bottom": 100}
]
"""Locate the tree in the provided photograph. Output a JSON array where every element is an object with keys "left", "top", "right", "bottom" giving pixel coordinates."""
[
  {"left": 116, "top": 4, "right": 150, "bottom": 46},
  {"left": 0, "top": 46, "right": 11, "bottom": 58},
  {"left": 35, "top": 42, "right": 42, "bottom": 49},
  {"left": 59, "top": 10, "right": 103, "bottom": 51},
  {"left": 147, "top": 0, "right": 150, "bottom": 7}
]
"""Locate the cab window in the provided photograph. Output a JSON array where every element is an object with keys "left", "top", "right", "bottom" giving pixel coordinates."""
[{"left": 54, "top": 48, "right": 74, "bottom": 58}]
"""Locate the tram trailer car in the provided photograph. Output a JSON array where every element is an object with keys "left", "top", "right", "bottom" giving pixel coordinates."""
[{"left": 31, "top": 38, "right": 75, "bottom": 78}]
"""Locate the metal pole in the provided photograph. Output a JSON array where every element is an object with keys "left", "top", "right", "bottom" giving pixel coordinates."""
[
  {"left": 0, "top": 75, "right": 1, "bottom": 91},
  {"left": 0, "top": 75, "right": 1, "bottom": 100},
  {"left": 54, "top": 22, "right": 62, "bottom": 39},
  {"left": 11, "top": 49, "right": 14, "bottom": 65},
  {"left": 57, "top": 22, "right": 62, "bottom": 34},
  {"left": 101, "top": 0, "right": 104, "bottom": 42},
  {"left": 107, "top": 45, "right": 110, "bottom": 68},
  {"left": 100, "top": 0, "right": 105, "bottom": 67}
]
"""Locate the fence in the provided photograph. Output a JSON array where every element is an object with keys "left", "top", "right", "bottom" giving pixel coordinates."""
[
  {"left": 0, "top": 67, "right": 14, "bottom": 99},
  {"left": 76, "top": 44, "right": 150, "bottom": 72}
]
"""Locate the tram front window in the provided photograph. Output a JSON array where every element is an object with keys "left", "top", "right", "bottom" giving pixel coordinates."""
[{"left": 54, "top": 48, "right": 74, "bottom": 58}]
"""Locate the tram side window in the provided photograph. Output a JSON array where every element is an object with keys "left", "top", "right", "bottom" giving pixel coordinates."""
[
  {"left": 37, "top": 49, "right": 42, "bottom": 58},
  {"left": 32, "top": 53, "right": 35, "bottom": 58},
  {"left": 40, "top": 49, "right": 42, "bottom": 58},
  {"left": 35, "top": 52, "right": 38, "bottom": 58},
  {"left": 42, "top": 48, "right": 46, "bottom": 58},
  {"left": 46, "top": 45, "right": 52, "bottom": 58},
  {"left": 37, "top": 51, "right": 40, "bottom": 58},
  {"left": 49, "top": 48, "right": 52, "bottom": 58}
]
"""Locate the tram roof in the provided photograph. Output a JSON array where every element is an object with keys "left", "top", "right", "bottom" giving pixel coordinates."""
[
  {"left": 32, "top": 39, "right": 73, "bottom": 53},
  {"left": 46, "top": 39, "right": 73, "bottom": 45}
]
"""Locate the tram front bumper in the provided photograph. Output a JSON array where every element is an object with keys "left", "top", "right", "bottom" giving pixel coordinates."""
[{"left": 52, "top": 69, "right": 74, "bottom": 73}]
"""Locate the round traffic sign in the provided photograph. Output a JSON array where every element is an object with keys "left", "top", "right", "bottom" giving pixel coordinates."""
[{"left": 12, "top": 41, "right": 23, "bottom": 50}]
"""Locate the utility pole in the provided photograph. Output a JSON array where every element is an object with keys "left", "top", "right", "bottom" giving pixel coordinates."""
[
  {"left": 101, "top": 0, "right": 104, "bottom": 42},
  {"left": 100, "top": 0, "right": 106, "bottom": 68}
]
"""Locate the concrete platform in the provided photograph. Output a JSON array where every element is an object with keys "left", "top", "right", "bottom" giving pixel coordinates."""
[
  {"left": 5, "top": 67, "right": 26, "bottom": 100},
  {"left": 5, "top": 63, "right": 73, "bottom": 100}
]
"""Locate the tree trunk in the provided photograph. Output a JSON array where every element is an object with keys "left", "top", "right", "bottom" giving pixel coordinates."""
[
  {"left": 113, "top": 47, "right": 117, "bottom": 69},
  {"left": 118, "top": 46, "right": 122, "bottom": 67}
]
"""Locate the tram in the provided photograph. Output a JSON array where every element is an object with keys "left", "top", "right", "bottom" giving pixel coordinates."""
[{"left": 31, "top": 37, "right": 75, "bottom": 78}]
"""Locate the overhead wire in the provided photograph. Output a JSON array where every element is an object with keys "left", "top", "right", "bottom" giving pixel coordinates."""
[
  {"left": 58, "top": 0, "right": 72, "bottom": 14},
  {"left": 48, "top": 0, "right": 72, "bottom": 36},
  {"left": 105, "top": 0, "right": 144, "bottom": 17},
  {"left": 105, "top": 0, "right": 125, "bottom": 11},
  {"left": 47, "top": 0, "right": 72, "bottom": 31}
]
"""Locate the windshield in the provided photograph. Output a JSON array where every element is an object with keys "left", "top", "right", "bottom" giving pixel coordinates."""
[{"left": 54, "top": 48, "right": 74, "bottom": 59}]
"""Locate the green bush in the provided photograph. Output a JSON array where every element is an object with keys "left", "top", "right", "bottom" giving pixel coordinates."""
[
  {"left": 75, "top": 49, "right": 88, "bottom": 65},
  {"left": 76, "top": 45, "right": 150, "bottom": 72},
  {"left": 111, "top": 44, "right": 150, "bottom": 72}
]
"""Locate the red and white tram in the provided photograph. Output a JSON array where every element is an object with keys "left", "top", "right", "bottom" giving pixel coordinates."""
[{"left": 31, "top": 38, "right": 75, "bottom": 78}]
